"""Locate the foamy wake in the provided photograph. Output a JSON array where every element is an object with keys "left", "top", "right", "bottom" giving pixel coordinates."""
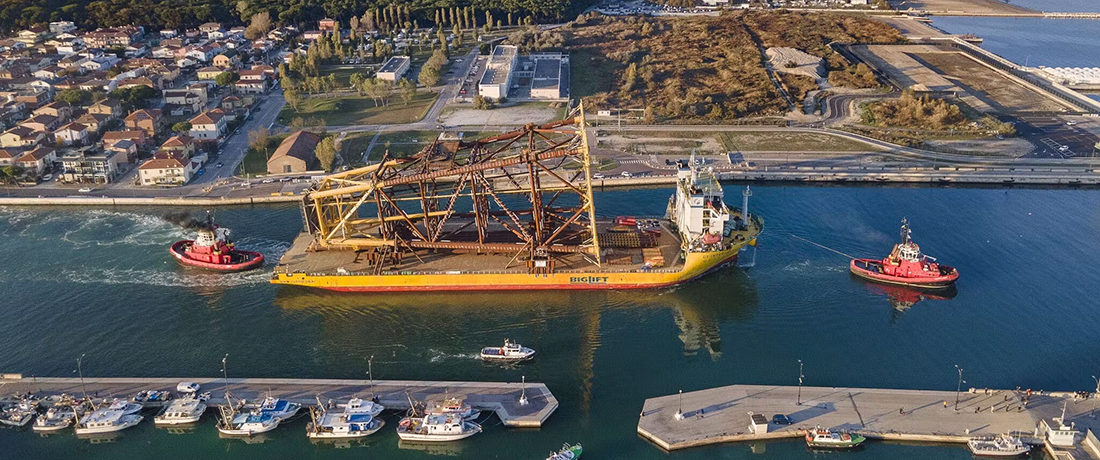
[{"left": 56, "top": 266, "right": 272, "bottom": 288}]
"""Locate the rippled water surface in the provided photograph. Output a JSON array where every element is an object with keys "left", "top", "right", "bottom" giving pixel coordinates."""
[{"left": 2, "top": 185, "right": 1098, "bottom": 459}]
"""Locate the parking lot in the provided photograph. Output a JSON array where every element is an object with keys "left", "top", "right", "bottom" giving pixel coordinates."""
[{"left": 1015, "top": 115, "right": 1100, "bottom": 158}]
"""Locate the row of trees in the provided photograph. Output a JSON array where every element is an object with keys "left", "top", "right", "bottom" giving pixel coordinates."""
[
  {"left": 417, "top": 49, "right": 449, "bottom": 88},
  {"left": 0, "top": 0, "right": 593, "bottom": 35}
]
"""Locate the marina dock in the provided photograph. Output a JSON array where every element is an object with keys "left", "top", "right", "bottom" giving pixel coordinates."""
[
  {"left": 638, "top": 384, "right": 1100, "bottom": 458},
  {"left": 0, "top": 375, "right": 557, "bottom": 428}
]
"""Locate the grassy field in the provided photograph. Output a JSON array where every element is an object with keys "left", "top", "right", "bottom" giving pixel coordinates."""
[
  {"left": 239, "top": 133, "right": 290, "bottom": 175},
  {"left": 376, "top": 130, "right": 441, "bottom": 144},
  {"left": 320, "top": 68, "right": 364, "bottom": 90},
  {"left": 719, "top": 131, "right": 878, "bottom": 152},
  {"left": 570, "top": 48, "right": 616, "bottom": 100},
  {"left": 279, "top": 92, "right": 437, "bottom": 126},
  {"left": 339, "top": 132, "right": 377, "bottom": 166}
]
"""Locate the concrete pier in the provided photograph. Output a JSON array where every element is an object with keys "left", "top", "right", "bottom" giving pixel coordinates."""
[
  {"left": 638, "top": 384, "right": 1100, "bottom": 457},
  {"left": 0, "top": 376, "right": 557, "bottom": 428}
]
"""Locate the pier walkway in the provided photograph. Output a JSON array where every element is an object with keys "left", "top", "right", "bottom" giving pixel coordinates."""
[
  {"left": 0, "top": 376, "right": 557, "bottom": 428},
  {"left": 638, "top": 384, "right": 1100, "bottom": 457}
]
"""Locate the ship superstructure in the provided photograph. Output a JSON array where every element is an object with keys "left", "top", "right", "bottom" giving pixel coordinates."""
[{"left": 271, "top": 107, "right": 761, "bottom": 291}]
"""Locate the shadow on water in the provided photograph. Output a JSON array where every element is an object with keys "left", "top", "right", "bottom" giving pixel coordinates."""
[{"left": 854, "top": 277, "right": 959, "bottom": 322}]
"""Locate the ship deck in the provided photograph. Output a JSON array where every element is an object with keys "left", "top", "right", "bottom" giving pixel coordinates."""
[{"left": 277, "top": 219, "right": 688, "bottom": 277}]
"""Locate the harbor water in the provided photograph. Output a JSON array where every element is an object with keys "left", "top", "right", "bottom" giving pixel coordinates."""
[
  {"left": 3, "top": 184, "right": 1100, "bottom": 459},
  {"left": 931, "top": 16, "right": 1100, "bottom": 68}
]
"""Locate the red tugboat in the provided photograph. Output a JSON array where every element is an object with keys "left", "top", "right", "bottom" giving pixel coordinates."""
[
  {"left": 169, "top": 224, "right": 264, "bottom": 272},
  {"left": 850, "top": 219, "right": 959, "bottom": 289}
]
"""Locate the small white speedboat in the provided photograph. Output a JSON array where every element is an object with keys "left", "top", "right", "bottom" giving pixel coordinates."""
[
  {"left": 0, "top": 400, "right": 38, "bottom": 427},
  {"left": 75, "top": 409, "right": 143, "bottom": 434},
  {"left": 306, "top": 399, "right": 386, "bottom": 439},
  {"left": 480, "top": 339, "right": 536, "bottom": 361},
  {"left": 424, "top": 397, "right": 480, "bottom": 421},
  {"left": 218, "top": 411, "right": 281, "bottom": 436},
  {"left": 104, "top": 398, "right": 144, "bottom": 415},
  {"left": 396, "top": 413, "right": 480, "bottom": 442},
  {"left": 154, "top": 397, "right": 207, "bottom": 425},
  {"left": 968, "top": 434, "right": 1031, "bottom": 457},
  {"left": 33, "top": 406, "right": 77, "bottom": 432}
]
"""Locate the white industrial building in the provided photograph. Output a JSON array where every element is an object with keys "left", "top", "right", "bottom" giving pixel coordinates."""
[
  {"left": 377, "top": 56, "right": 410, "bottom": 82},
  {"left": 1038, "top": 67, "right": 1100, "bottom": 89},
  {"left": 478, "top": 45, "right": 517, "bottom": 99}
]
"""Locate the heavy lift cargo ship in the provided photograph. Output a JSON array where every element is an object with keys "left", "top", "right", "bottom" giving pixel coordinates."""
[{"left": 271, "top": 109, "right": 762, "bottom": 292}]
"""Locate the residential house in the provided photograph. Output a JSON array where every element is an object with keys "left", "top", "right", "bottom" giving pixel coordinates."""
[
  {"left": 16, "top": 28, "right": 48, "bottom": 45},
  {"left": 105, "top": 138, "right": 138, "bottom": 163},
  {"left": 159, "top": 135, "right": 195, "bottom": 159},
  {"left": 116, "top": 76, "right": 156, "bottom": 90},
  {"left": 221, "top": 95, "right": 243, "bottom": 111},
  {"left": 302, "top": 31, "right": 324, "bottom": 42},
  {"left": 124, "top": 108, "right": 164, "bottom": 138},
  {"left": 102, "top": 130, "right": 147, "bottom": 149},
  {"left": 186, "top": 45, "right": 219, "bottom": 63},
  {"left": 235, "top": 77, "right": 267, "bottom": 94},
  {"left": 0, "top": 148, "right": 19, "bottom": 165},
  {"left": 49, "top": 21, "right": 77, "bottom": 35},
  {"left": 52, "top": 122, "right": 88, "bottom": 146},
  {"left": 20, "top": 114, "right": 60, "bottom": 132},
  {"left": 196, "top": 66, "right": 222, "bottom": 80},
  {"left": 251, "top": 64, "right": 276, "bottom": 78},
  {"left": 160, "top": 29, "right": 178, "bottom": 38},
  {"left": 267, "top": 130, "right": 320, "bottom": 174},
  {"left": 60, "top": 147, "right": 121, "bottom": 183},
  {"left": 83, "top": 27, "right": 142, "bottom": 49},
  {"left": 87, "top": 99, "right": 124, "bottom": 120},
  {"left": 14, "top": 91, "right": 50, "bottom": 109},
  {"left": 163, "top": 89, "right": 205, "bottom": 115},
  {"left": 188, "top": 110, "right": 226, "bottom": 140},
  {"left": 75, "top": 112, "right": 110, "bottom": 133},
  {"left": 0, "top": 39, "right": 26, "bottom": 53},
  {"left": 138, "top": 151, "right": 194, "bottom": 186},
  {"left": 318, "top": 18, "right": 338, "bottom": 32},
  {"left": 0, "top": 64, "right": 30, "bottom": 79},
  {"left": 15, "top": 146, "right": 56, "bottom": 174},
  {"left": 199, "top": 23, "right": 222, "bottom": 34},
  {"left": 33, "top": 101, "right": 72, "bottom": 122},
  {"left": 0, "top": 126, "right": 44, "bottom": 148},
  {"left": 32, "top": 65, "right": 65, "bottom": 80},
  {"left": 80, "top": 55, "right": 119, "bottom": 73},
  {"left": 212, "top": 50, "right": 239, "bottom": 69}
]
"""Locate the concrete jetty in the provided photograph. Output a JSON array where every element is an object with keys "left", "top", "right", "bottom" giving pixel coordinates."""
[
  {"left": 638, "top": 384, "right": 1100, "bottom": 458},
  {"left": 0, "top": 375, "right": 557, "bottom": 428}
]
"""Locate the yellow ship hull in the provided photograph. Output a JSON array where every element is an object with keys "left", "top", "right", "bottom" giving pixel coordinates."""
[{"left": 270, "top": 239, "right": 756, "bottom": 292}]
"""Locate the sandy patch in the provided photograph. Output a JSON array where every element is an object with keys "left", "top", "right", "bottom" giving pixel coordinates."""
[{"left": 441, "top": 104, "right": 560, "bottom": 126}]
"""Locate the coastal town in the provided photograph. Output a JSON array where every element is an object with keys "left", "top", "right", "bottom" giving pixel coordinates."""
[{"left": 2, "top": 0, "right": 1100, "bottom": 459}]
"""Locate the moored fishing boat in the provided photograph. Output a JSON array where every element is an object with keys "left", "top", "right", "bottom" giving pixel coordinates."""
[
  {"left": 33, "top": 405, "right": 77, "bottom": 432},
  {"left": 850, "top": 219, "right": 959, "bottom": 289},
  {"left": 133, "top": 390, "right": 172, "bottom": 407},
  {"left": 546, "top": 443, "right": 583, "bottom": 460},
  {"left": 396, "top": 413, "right": 480, "bottom": 442},
  {"left": 967, "top": 434, "right": 1031, "bottom": 457},
  {"left": 480, "top": 339, "right": 536, "bottom": 361},
  {"left": 154, "top": 397, "right": 207, "bottom": 425},
  {"left": 252, "top": 396, "right": 301, "bottom": 419},
  {"left": 805, "top": 426, "right": 866, "bottom": 449},
  {"left": 104, "top": 398, "right": 144, "bottom": 415},
  {"left": 0, "top": 399, "right": 38, "bottom": 427},
  {"left": 75, "top": 408, "right": 143, "bottom": 434},
  {"left": 306, "top": 398, "right": 385, "bottom": 439},
  {"left": 217, "top": 410, "right": 281, "bottom": 436},
  {"left": 424, "top": 397, "right": 480, "bottom": 421}
]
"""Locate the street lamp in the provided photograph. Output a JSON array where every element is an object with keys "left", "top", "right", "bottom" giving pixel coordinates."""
[
  {"left": 1092, "top": 375, "right": 1099, "bottom": 394},
  {"left": 675, "top": 390, "right": 684, "bottom": 420},
  {"left": 797, "top": 359, "right": 804, "bottom": 406},
  {"left": 519, "top": 375, "right": 529, "bottom": 406},
  {"left": 368, "top": 355, "right": 375, "bottom": 400},
  {"left": 955, "top": 365, "right": 965, "bottom": 411},
  {"left": 222, "top": 354, "right": 230, "bottom": 397},
  {"left": 76, "top": 353, "right": 87, "bottom": 401}
]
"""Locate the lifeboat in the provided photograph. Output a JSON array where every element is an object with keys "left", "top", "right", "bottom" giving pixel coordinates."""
[
  {"left": 170, "top": 225, "right": 264, "bottom": 272},
  {"left": 850, "top": 219, "right": 958, "bottom": 289}
]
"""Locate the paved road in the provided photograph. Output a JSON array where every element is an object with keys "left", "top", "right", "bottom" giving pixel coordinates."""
[{"left": 193, "top": 92, "right": 287, "bottom": 186}]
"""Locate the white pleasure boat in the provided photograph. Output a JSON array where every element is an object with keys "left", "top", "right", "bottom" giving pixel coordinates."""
[
  {"left": 306, "top": 398, "right": 386, "bottom": 439},
  {"left": 480, "top": 339, "right": 536, "bottom": 361},
  {"left": 32, "top": 405, "right": 77, "bottom": 432},
  {"left": 424, "top": 397, "right": 480, "bottom": 421},
  {"left": 154, "top": 397, "right": 207, "bottom": 425},
  {"left": 967, "top": 434, "right": 1031, "bottom": 457},
  {"left": 104, "top": 398, "right": 144, "bottom": 415},
  {"left": 396, "top": 413, "right": 481, "bottom": 442},
  {"left": 75, "top": 408, "right": 143, "bottom": 434}
]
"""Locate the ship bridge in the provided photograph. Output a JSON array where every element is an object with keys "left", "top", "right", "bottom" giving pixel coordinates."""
[{"left": 297, "top": 107, "right": 602, "bottom": 273}]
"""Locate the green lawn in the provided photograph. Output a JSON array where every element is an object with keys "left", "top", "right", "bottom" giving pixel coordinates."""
[
  {"left": 320, "top": 68, "right": 365, "bottom": 90},
  {"left": 718, "top": 132, "right": 878, "bottom": 152},
  {"left": 376, "top": 130, "right": 441, "bottom": 144},
  {"left": 368, "top": 142, "right": 425, "bottom": 160},
  {"left": 278, "top": 92, "right": 437, "bottom": 126},
  {"left": 339, "top": 132, "right": 377, "bottom": 166},
  {"left": 571, "top": 48, "right": 619, "bottom": 99},
  {"left": 239, "top": 133, "right": 290, "bottom": 176}
]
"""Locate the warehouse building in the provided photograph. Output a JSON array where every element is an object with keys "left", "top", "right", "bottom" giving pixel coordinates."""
[
  {"left": 478, "top": 45, "right": 517, "bottom": 99},
  {"left": 377, "top": 56, "right": 410, "bottom": 82}
]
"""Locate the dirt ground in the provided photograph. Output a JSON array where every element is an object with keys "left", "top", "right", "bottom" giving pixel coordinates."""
[
  {"left": 914, "top": 52, "right": 1067, "bottom": 113},
  {"left": 596, "top": 133, "right": 725, "bottom": 155},
  {"left": 887, "top": 0, "right": 1034, "bottom": 14},
  {"left": 440, "top": 104, "right": 561, "bottom": 126},
  {"left": 923, "top": 137, "right": 1034, "bottom": 157}
]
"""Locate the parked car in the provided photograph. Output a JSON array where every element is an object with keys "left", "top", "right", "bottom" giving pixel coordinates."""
[
  {"left": 78, "top": 187, "right": 93, "bottom": 193},
  {"left": 772, "top": 414, "right": 792, "bottom": 425},
  {"left": 592, "top": 173, "right": 605, "bottom": 179},
  {"left": 620, "top": 171, "right": 632, "bottom": 178},
  {"left": 41, "top": 174, "right": 52, "bottom": 182}
]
